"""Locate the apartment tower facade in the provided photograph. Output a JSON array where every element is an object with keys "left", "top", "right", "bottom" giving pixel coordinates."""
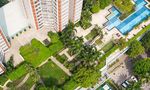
[{"left": 0, "top": 0, "right": 83, "bottom": 53}]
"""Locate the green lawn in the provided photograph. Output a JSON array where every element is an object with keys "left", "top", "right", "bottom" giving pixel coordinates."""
[
  {"left": 20, "top": 39, "right": 51, "bottom": 67},
  {"left": 8, "top": 64, "right": 27, "bottom": 81},
  {"left": 101, "top": 41, "right": 115, "bottom": 53},
  {"left": 63, "top": 79, "right": 78, "bottom": 90},
  {"left": 85, "top": 29, "right": 98, "bottom": 40},
  {"left": 48, "top": 32, "right": 64, "bottom": 56},
  {"left": 18, "top": 75, "right": 37, "bottom": 90},
  {"left": 38, "top": 61, "right": 69, "bottom": 87},
  {"left": 6, "top": 75, "right": 26, "bottom": 89}
]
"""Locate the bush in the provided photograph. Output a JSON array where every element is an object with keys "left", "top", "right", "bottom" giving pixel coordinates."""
[{"left": 91, "top": 4, "right": 100, "bottom": 13}]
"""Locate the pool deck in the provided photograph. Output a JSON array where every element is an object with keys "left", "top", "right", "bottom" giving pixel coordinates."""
[{"left": 105, "top": 0, "right": 150, "bottom": 35}]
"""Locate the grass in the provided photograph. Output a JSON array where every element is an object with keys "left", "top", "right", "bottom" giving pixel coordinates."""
[
  {"left": 8, "top": 64, "right": 27, "bottom": 81},
  {"left": 18, "top": 75, "right": 36, "bottom": 90},
  {"left": 63, "top": 79, "right": 78, "bottom": 90},
  {"left": 20, "top": 39, "right": 51, "bottom": 67},
  {"left": 0, "top": 74, "right": 8, "bottom": 85},
  {"left": 95, "top": 38, "right": 103, "bottom": 45},
  {"left": 48, "top": 32, "right": 64, "bottom": 56},
  {"left": 38, "top": 61, "right": 69, "bottom": 87},
  {"left": 85, "top": 29, "right": 98, "bottom": 40},
  {"left": 6, "top": 75, "right": 26, "bottom": 88},
  {"left": 55, "top": 54, "right": 68, "bottom": 64},
  {"left": 101, "top": 41, "right": 115, "bottom": 53}
]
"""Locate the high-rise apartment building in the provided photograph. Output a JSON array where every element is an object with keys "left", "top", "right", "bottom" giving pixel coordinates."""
[
  {"left": 0, "top": 0, "right": 83, "bottom": 52},
  {"left": 69, "top": 0, "right": 83, "bottom": 23},
  {"left": 0, "top": 27, "right": 10, "bottom": 53},
  {"left": 52, "top": 0, "right": 70, "bottom": 32}
]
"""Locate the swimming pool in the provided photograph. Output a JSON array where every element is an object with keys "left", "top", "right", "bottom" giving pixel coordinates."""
[{"left": 105, "top": 0, "right": 150, "bottom": 35}]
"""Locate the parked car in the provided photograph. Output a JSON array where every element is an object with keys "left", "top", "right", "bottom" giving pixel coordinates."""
[
  {"left": 131, "top": 76, "right": 138, "bottom": 82},
  {"left": 121, "top": 82, "right": 128, "bottom": 88},
  {"left": 125, "top": 80, "right": 130, "bottom": 85}
]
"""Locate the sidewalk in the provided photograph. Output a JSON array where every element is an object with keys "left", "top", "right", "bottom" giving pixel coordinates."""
[{"left": 50, "top": 56, "right": 72, "bottom": 76}]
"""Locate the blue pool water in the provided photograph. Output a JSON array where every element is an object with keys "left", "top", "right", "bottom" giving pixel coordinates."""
[{"left": 105, "top": 0, "right": 150, "bottom": 35}]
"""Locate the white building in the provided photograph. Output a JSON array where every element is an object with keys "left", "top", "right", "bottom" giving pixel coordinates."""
[
  {"left": 0, "top": 0, "right": 29, "bottom": 38},
  {"left": 69, "top": 0, "right": 83, "bottom": 23},
  {"left": 52, "top": 0, "right": 70, "bottom": 32},
  {"left": 0, "top": 0, "right": 83, "bottom": 51}
]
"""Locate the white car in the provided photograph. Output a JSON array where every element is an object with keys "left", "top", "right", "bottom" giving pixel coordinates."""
[{"left": 131, "top": 76, "right": 138, "bottom": 82}]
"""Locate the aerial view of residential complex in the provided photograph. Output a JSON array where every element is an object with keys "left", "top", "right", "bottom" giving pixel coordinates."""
[{"left": 0, "top": 0, "right": 150, "bottom": 90}]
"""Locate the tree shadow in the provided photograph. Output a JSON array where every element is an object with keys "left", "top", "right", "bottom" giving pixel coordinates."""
[
  {"left": 117, "top": 74, "right": 127, "bottom": 84},
  {"left": 42, "top": 77, "right": 58, "bottom": 88}
]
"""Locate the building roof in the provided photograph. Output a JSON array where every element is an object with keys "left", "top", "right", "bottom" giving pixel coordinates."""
[{"left": 0, "top": 0, "right": 29, "bottom": 37}]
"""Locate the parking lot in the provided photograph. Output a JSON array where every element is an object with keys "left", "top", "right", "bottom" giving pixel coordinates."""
[{"left": 108, "top": 55, "right": 133, "bottom": 85}]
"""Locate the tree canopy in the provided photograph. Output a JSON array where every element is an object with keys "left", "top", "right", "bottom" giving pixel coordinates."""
[
  {"left": 133, "top": 58, "right": 150, "bottom": 77},
  {"left": 127, "top": 40, "right": 145, "bottom": 58},
  {"left": 141, "top": 31, "right": 150, "bottom": 51}
]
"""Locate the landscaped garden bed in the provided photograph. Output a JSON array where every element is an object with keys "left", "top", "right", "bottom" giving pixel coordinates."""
[
  {"left": 95, "top": 38, "right": 103, "bottom": 45},
  {"left": 20, "top": 39, "right": 51, "bottom": 67},
  {"left": 113, "top": 0, "right": 135, "bottom": 20},
  {"left": 101, "top": 41, "right": 115, "bottom": 53},
  {"left": 85, "top": 25, "right": 102, "bottom": 41},
  {"left": 55, "top": 54, "right": 68, "bottom": 64}
]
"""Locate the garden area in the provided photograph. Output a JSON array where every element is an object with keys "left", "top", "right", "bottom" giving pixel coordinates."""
[
  {"left": 19, "top": 39, "right": 51, "bottom": 67},
  {"left": 101, "top": 41, "right": 115, "bottom": 53},
  {"left": 79, "top": 0, "right": 111, "bottom": 29},
  {"left": 113, "top": 0, "right": 135, "bottom": 20},
  {"left": 85, "top": 25, "right": 103, "bottom": 41},
  {"left": 20, "top": 31, "right": 64, "bottom": 67},
  {"left": 38, "top": 60, "right": 69, "bottom": 88}
]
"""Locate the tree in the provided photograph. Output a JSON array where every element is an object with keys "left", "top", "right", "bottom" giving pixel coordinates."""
[
  {"left": 115, "top": 38, "right": 126, "bottom": 50},
  {"left": 91, "top": 0, "right": 100, "bottom": 13},
  {"left": 133, "top": 58, "right": 150, "bottom": 77},
  {"left": 72, "top": 66, "right": 100, "bottom": 87},
  {"left": 127, "top": 40, "right": 145, "bottom": 58},
  {"left": 6, "top": 55, "right": 14, "bottom": 72},
  {"left": 141, "top": 31, "right": 150, "bottom": 51},
  {"left": 76, "top": 45, "right": 101, "bottom": 66},
  {"left": 99, "top": 0, "right": 112, "bottom": 9}
]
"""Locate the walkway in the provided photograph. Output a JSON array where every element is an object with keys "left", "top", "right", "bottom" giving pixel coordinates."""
[
  {"left": 17, "top": 74, "right": 30, "bottom": 88},
  {"left": 59, "top": 48, "right": 76, "bottom": 61},
  {"left": 50, "top": 56, "right": 72, "bottom": 76}
]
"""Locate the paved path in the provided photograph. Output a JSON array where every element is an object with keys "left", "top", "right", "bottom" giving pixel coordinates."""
[
  {"left": 59, "top": 48, "right": 76, "bottom": 61},
  {"left": 30, "top": 84, "right": 36, "bottom": 90},
  {"left": 17, "top": 74, "right": 30, "bottom": 88},
  {"left": 38, "top": 59, "right": 49, "bottom": 67},
  {"left": 50, "top": 56, "right": 72, "bottom": 76}
]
